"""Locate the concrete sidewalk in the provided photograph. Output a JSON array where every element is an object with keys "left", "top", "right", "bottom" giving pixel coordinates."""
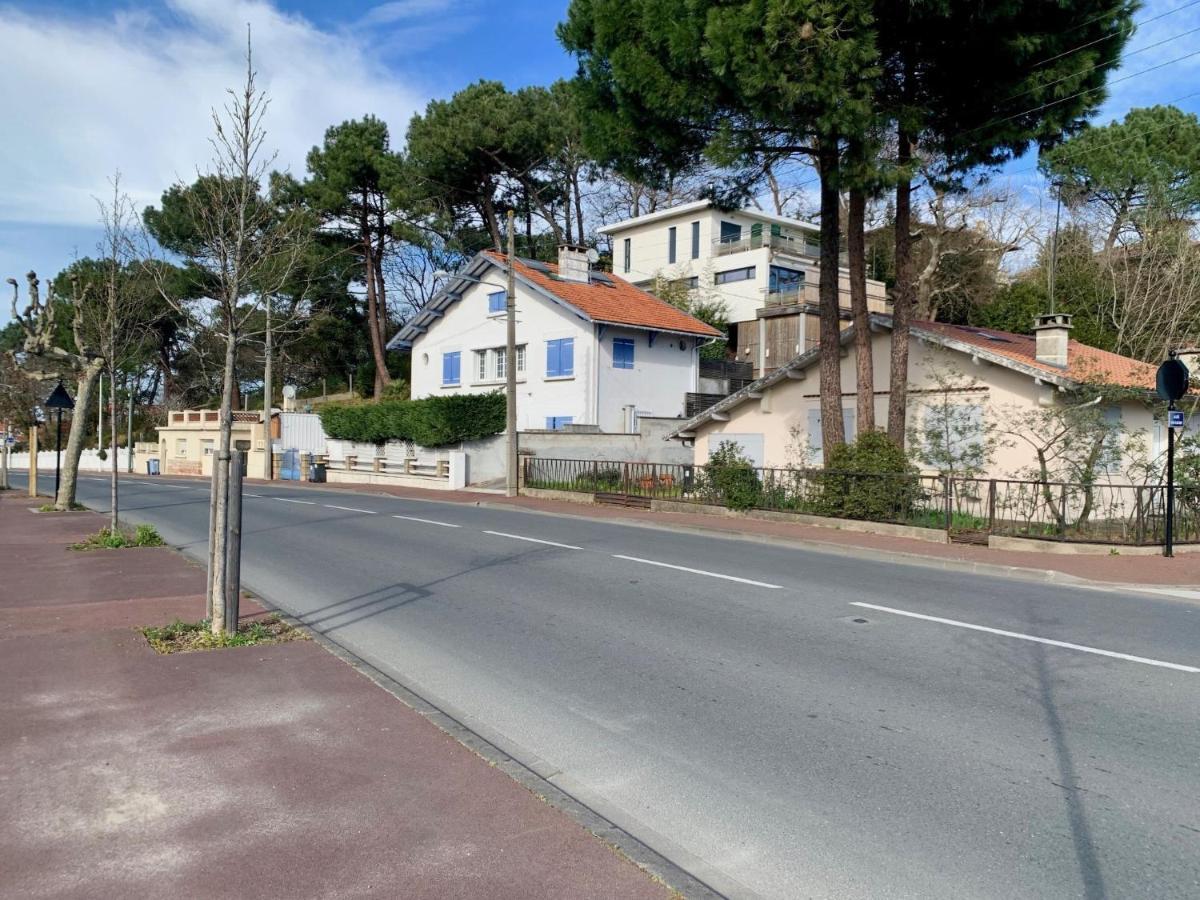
[
  {"left": 217, "top": 473, "right": 1200, "bottom": 589},
  {"left": 0, "top": 490, "right": 671, "bottom": 899}
]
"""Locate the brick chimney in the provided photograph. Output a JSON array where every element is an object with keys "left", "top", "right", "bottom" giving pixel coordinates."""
[
  {"left": 1033, "top": 312, "right": 1072, "bottom": 369},
  {"left": 557, "top": 244, "right": 590, "bottom": 283}
]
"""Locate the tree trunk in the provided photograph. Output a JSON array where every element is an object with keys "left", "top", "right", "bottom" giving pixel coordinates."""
[
  {"left": 109, "top": 364, "right": 118, "bottom": 532},
  {"left": 817, "top": 137, "right": 845, "bottom": 464},
  {"left": 887, "top": 127, "right": 915, "bottom": 448},
  {"left": 481, "top": 195, "right": 504, "bottom": 251},
  {"left": 55, "top": 360, "right": 104, "bottom": 510},
  {"left": 848, "top": 186, "right": 874, "bottom": 435},
  {"left": 208, "top": 332, "right": 238, "bottom": 635},
  {"left": 564, "top": 180, "right": 573, "bottom": 244},
  {"left": 362, "top": 232, "right": 391, "bottom": 399},
  {"left": 573, "top": 167, "right": 585, "bottom": 245},
  {"left": 263, "top": 297, "right": 273, "bottom": 481}
]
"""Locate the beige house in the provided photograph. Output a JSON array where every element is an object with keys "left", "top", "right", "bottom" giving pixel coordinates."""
[
  {"left": 669, "top": 313, "right": 1165, "bottom": 481},
  {"left": 154, "top": 410, "right": 272, "bottom": 478}
]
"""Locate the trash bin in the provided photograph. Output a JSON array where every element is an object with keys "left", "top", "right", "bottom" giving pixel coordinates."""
[
  {"left": 147, "top": 458, "right": 160, "bottom": 476},
  {"left": 310, "top": 462, "right": 326, "bottom": 483}
]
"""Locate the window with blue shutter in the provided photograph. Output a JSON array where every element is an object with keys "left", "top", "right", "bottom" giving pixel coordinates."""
[
  {"left": 613, "top": 338, "right": 634, "bottom": 369},
  {"left": 545, "top": 416, "right": 574, "bottom": 430},
  {"left": 546, "top": 338, "right": 574, "bottom": 377},
  {"left": 488, "top": 290, "right": 505, "bottom": 313},
  {"left": 441, "top": 351, "right": 461, "bottom": 385}
]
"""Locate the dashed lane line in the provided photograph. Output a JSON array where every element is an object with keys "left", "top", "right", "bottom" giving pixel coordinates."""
[
  {"left": 612, "top": 554, "right": 783, "bottom": 589},
  {"left": 851, "top": 601, "right": 1200, "bottom": 674}
]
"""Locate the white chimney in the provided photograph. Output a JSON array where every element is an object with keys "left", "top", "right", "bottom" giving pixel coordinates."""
[
  {"left": 1033, "top": 312, "right": 1072, "bottom": 368},
  {"left": 557, "top": 244, "right": 590, "bottom": 283}
]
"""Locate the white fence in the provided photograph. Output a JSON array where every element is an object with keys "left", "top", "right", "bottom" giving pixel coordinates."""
[{"left": 6, "top": 448, "right": 131, "bottom": 472}]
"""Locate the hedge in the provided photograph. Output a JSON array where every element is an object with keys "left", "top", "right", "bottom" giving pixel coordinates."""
[{"left": 318, "top": 393, "right": 506, "bottom": 447}]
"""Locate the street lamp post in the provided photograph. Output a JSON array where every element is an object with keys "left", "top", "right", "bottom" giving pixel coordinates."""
[{"left": 44, "top": 381, "right": 75, "bottom": 501}]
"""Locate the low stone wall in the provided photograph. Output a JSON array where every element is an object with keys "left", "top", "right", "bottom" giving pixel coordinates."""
[
  {"left": 521, "top": 487, "right": 598, "bottom": 505},
  {"left": 988, "top": 534, "right": 1199, "bottom": 556},
  {"left": 650, "top": 499, "right": 950, "bottom": 544}
]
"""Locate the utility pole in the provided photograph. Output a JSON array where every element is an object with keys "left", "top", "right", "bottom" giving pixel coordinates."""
[
  {"left": 126, "top": 376, "right": 134, "bottom": 473},
  {"left": 97, "top": 373, "right": 104, "bottom": 452},
  {"left": 505, "top": 208, "right": 518, "bottom": 498},
  {"left": 1, "top": 421, "right": 9, "bottom": 491},
  {"left": 263, "top": 294, "right": 274, "bottom": 481}
]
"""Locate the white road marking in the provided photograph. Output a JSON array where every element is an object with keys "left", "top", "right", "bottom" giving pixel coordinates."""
[
  {"left": 276, "top": 498, "right": 316, "bottom": 506},
  {"left": 393, "top": 515, "right": 461, "bottom": 528},
  {"left": 851, "top": 602, "right": 1200, "bottom": 674},
  {"left": 324, "top": 504, "right": 377, "bottom": 514},
  {"left": 244, "top": 493, "right": 263, "bottom": 498},
  {"left": 483, "top": 530, "right": 582, "bottom": 550},
  {"left": 612, "top": 554, "right": 783, "bottom": 589}
]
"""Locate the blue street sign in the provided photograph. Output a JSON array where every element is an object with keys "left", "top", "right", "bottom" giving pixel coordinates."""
[{"left": 1169, "top": 409, "right": 1185, "bottom": 428}]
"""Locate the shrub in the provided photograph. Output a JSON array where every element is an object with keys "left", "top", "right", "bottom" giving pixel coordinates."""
[
  {"left": 703, "top": 441, "right": 761, "bottom": 511},
  {"left": 318, "top": 393, "right": 506, "bottom": 447},
  {"left": 814, "top": 431, "right": 919, "bottom": 522},
  {"left": 70, "top": 523, "right": 166, "bottom": 550}
]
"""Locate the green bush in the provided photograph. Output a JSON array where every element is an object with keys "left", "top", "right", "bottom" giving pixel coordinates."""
[
  {"left": 318, "top": 393, "right": 506, "bottom": 446},
  {"left": 814, "top": 431, "right": 920, "bottom": 522},
  {"left": 703, "top": 441, "right": 761, "bottom": 511}
]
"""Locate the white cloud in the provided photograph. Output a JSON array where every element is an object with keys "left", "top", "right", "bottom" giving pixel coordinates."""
[
  {"left": 0, "top": 0, "right": 428, "bottom": 228},
  {"left": 359, "top": 0, "right": 459, "bottom": 26}
]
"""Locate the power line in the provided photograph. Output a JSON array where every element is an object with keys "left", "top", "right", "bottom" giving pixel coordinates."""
[
  {"left": 964, "top": 45, "right": 1200, "bottom": 140},
  {"left": 1034, "top": 0, "right": 1200, "bottom": 69},
  {"left": 1005, "top": 24, "right": 1200, "bottom": 106}
]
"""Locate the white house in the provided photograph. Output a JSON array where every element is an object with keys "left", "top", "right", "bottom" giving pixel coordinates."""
[
  {"left": 388, "top": 246, "right": 722, "bottom": 432},
  {"left": 598, "top": 199, "right": 890, "bottom": 378}
]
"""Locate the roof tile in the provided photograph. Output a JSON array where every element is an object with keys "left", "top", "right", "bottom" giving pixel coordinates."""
[
  {"left": 914, "top": 320, "right": 1156, "bottom": 389},
  {"left": 484, "top": 251, "right": 722, "bottom": 338}
]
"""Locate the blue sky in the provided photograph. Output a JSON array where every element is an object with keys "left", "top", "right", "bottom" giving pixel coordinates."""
[{"left": 2, "top": 0, "right": 1198, "bottom": 323}]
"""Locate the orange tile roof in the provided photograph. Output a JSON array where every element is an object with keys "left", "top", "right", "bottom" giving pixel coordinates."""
[
  {"left": 913, "top": 320, "right": 1156, "bottom": 389},
  {"left": 483, "top": 251, "right": 722, "bottom": 337}
]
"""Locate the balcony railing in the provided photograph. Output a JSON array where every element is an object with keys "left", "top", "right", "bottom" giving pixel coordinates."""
[{"left": 713, "top": 232, "right": 821, "bottom": 258}]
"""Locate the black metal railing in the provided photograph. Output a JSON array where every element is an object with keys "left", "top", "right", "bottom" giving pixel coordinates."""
[{"left": 522, "top": 458, "right": 1200, "bottom": 546}]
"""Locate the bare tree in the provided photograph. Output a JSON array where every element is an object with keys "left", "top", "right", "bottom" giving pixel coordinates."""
[
  {"left": 82, "top": 174, "right": 158, "bottom": 530},
  {"left": 7, "top": 272, "right": 104, "bottom": 509},
  {"left": 150, "top": 36, "right": 311, "bottom": 633},
  {"left": 912, "top": 172, "right": 1036, "bottom": 322}
]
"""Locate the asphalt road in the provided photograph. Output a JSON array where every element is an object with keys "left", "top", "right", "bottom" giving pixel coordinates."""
[{"left": 19, "top": 472, "right": 1200, "bottom": 899}]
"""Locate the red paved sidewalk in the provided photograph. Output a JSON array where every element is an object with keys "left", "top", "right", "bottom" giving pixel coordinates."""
[
  {"left": 0, "top": 491, "right": 670, "bottom": 899},
  {"left": 217, "top": 474, "right": 1200, "bottom": 588}
]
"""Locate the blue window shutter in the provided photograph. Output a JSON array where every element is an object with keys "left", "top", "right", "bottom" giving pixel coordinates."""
[
  {"left": 613, "top": 338, "right": 634, "bottom": 369},
  {"left": 442, "top": 351, "right": 460, "bottom": 385},
  {"left": 488, "top": 290, "right": 505, "bottom": 313},
  {"left": 546, "top": 340, "right": 559, "bottom": 377},
  {"left": 561, "top": 338, "right": 574, "bottom": 375}
]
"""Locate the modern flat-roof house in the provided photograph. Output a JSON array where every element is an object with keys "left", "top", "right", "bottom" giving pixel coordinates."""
[
  {"left": 388, "top": 246, "right": 722, "bottom": 433},
  {"left": 598, "top": 199, "right": 890, "bottom": 379},
  {"left": 669, "top": 313, "right": 1161, "bottom": 479}
]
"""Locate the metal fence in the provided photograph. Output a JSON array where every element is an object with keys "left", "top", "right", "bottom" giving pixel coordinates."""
[{"left": 522, "top": 457, "right": 1200, "bottom": 546}]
